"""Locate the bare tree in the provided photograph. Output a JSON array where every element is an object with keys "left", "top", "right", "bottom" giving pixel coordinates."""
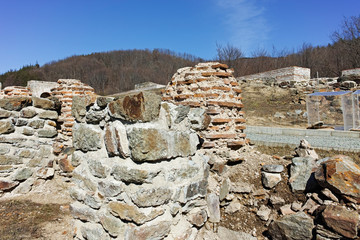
[
  {"left": 216, "top": 42, "right": 244, "bottom": 67},
  {"left": 332, "top": 15, "right": 360, "bottom": 68}
]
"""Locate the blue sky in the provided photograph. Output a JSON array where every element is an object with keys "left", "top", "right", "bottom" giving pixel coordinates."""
[{"left": 0, "top": 0, "right": 359, "bottom": 74}]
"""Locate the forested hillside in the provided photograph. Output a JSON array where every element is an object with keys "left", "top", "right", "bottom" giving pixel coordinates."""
[{"left": 1, "top": 16, "right": 359, "bottom": 95}]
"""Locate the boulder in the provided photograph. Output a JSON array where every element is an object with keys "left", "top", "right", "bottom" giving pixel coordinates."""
[
  {"left": 315, "top": 155, "right": 360, "bottom": 202},
  {"left": 108, "top": 91, "right": 161, "bottom": 122},
  {"left": 268, "top": 211, "right": 314, "bottom": 240},
  {"left": 128, "top": 127, "right": 198, "bottom": 162},
  {"left": 322, "top": 205, "right": 358, "bottom": 238}
]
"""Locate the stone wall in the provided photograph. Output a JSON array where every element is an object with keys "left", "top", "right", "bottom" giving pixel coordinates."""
[
  {"left": 27, "top": 80, "right": 59, "bottom": 98},
  {"left": 68, "top": 91, "right": 211, "bottom": 239},
  {"left": 0, "top": 96, "right": 60, "bottom": 193},
  {"left": 237, "top": 66, "right": 310, "bottom": 82},
  {"left": 342, "top": 68, "right": 360, "bottom": 76},
  {"left": 162, "top": 62, "right": 247, "bottom": 151},
  {"left": 51, "top": 79, "right": 96, "bottom": 137},
  {"left": 0, "top": 63, "right": 246, "bottom": 239}
]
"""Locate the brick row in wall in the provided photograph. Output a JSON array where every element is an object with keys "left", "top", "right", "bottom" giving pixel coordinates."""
[
  {"left": 51, "top": 79, "right": 96, "bottom": 136},
  {"left": 162, "top": 62, "right": 247, "bottom": 149}
]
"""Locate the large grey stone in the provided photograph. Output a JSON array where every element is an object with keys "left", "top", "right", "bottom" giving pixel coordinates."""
[
  {"left": 85, "top": 108, "right": 107, "bottom": 123},
  {"left": 72, "top": 95, "right": 94, "bottom": 122},
  {"left": 0, "top": 155, "right": 22, "bottom": 165},
  {"left": 0, "top": 97, "right": 31, "bottom": 111},
  {"left": 96, "top": 96, "right": 114, "bottom": 109},
  {"left": 0, "top": 120, "right": 14, "bottom": 134},
  {"left": 262, "top": 172, "right": 281, "bottom": 189},
  {"left": 32, "top": 97, "right": 57, "bottom": 110},
  {"left": 88, "top": 159, "right": 110, "bottom": 179},
  {"left": 108, "top": 201, "right": 164, "bottom": 225},
  {"left": 28, "top": 119, "right": 45, "bottom": 129},
  {"left": 80, "top": 222, "right": 110, "bottom": 240},
  {"left": 268, "top": 211, "right": 314, "bottom": 240},
  {"left": 0, "top": 109, "right": 12, "bottom": 118},
  {"left": 289, "top": 157, "right": 317, "bottom": 192},
  {"left": 70, "top": 202, "right": 99, "bottom": 222},
  {"left": 98, "top": 180, "right": 123, "bottom": 197},
  {"left": 12, "top": 167, "right": 33, "bottom": 181},
  {"left": 38, "top": 110, "right": 58, "bottom": 120},
  {"left": 128, "top": 127, "right": 198, "bottom": 162},
  {"left": 130, "top": 187, "right": 173, "bottom": 207},
  {"left": 188, "top": 108, "right": 211, "bottom": 131},
  {"left": 108, "top": 91, "right": 161, "bottom": 122},
  {"left": 126, "top": 220, "right": 171, "bottom": 240},
  {"left": 99, "top": 211, "right": 126, "bottom": 237},
  {"left": 262, "top": 164, "right": 284, "bottom": 173},
  {"left": 20, "top": 107, "right": 37, "bottom": 118},
  {"left": 37, "top": 129, "right": 58, "bottom": 138},
  {"left": 104, "top": 121, "right": 130, "bottom": 158},
  {"left": 207, "top": 193, "right": 220, "bottom": 223},
  {"left": 73, "top": 123, "right": 102, "bottom": 152},
  {"left": 111, "top": 165, "right": 159, "bottom": 184}
]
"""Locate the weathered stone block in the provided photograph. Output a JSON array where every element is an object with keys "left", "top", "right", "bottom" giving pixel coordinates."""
[
  {"left": 108, "top": 91, "right": 161, "bottom": 122},
  {"left": 0, "top": 97, "right": 31, "bottom": 111},
  {"left": 80, "top": 222, "right": 110, "bottom": 240},
  {"left": 289, "top": 157, "right": 317, "bottom": 192},
  {"left": 73, "top": 123, "right": 102, "bottom": 152},
  {"left": 96, "top": 96, "right": 114, "bottom": 109},
  {"left": 188, "top": 108, "right": 211, "bottom": 131},
  {"left": 0, "top": 179, "right": 19, "bottom": 191},
  {"left": 38, "top": 110, "right": 58, "bottom": 120},
  {"left": 20, "top": 107, "right": 37, "bottom": 118},
  {"left": 0, "top": 155, "right": 22, "bottom": 165},
  {"left": 12, "top": 167, "right": 33, "bottom": 181},
  {"left": 72, "top": 95, "right": 94, "bottom": 122},
  {"left": 32, "top": 97, "right": 57, "bottom": 110},
  {"left": 0, "top": 109, "right": 12, "bottom": 118},
  {"left": 315, "top": 155, "right": 360, "bottom": 202},
  {"left": 98, "top": 180, "right": 123, "bottom": 197},
  {"left": 28, "top": 119, "right": 45, "bottom": 129},
  {"left": 70, "top": 201, "right": 99, "bottom": 222},
  {"left": 128, "top": 128, "right": 198, "bottom": 162},
  {"left": 99, "top": 211, "right": 126, "bottom": 237},
  {"left": 104, "top": 121, "right": 129, "bottom": 158},
  {"left": 126, "top": 220, "right": 171, "bottom": 240},
  {"left": 269, "top": 211, "right": 314, "bottom": 240},
  {"left": 38, "top": 129, "right": 58, "bottom": 138},
  {"left": 130, "top": 187, "right": 173, "bottom": 207},
  {"left": 108, "top": 202, "right": 164, "bottom": 225},
  {"left": 88, "top": 159, "right": 110, "bottom": 179},
  {"left": 111, "top": 165, "right": 159, "bottom": 184},
  {"left": 0, "top": 120, "right": 15, "bottom": 134},
  {"left": 322, "top": 205, "right": 358, "bottom": 238}
]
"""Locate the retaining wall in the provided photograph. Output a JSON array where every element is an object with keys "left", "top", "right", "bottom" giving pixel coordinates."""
[{"left": 245, "top": 126, "right": 360, "bottom": 152}]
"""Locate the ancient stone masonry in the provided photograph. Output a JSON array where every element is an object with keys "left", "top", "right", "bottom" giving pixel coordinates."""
[
  {"left": 0, "top": 86, "right": 32, "bottom": 98},
  {"left": 0, "top": 96, "right": 60, "bottom": 193},
  {"left": 51, "top": 79, "right": 96, "bottom": 136},
  {"left": 162, "top": 62, "right": 247, "bottom": 151}
]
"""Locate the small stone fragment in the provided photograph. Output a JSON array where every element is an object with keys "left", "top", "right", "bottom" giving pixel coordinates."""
[{"left": 261, "top": 172, "right": 281, "bottom": 188}]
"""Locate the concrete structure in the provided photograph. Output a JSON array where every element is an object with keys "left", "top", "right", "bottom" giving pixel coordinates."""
[{"left": 238, "top": 66, "right": 310, "bottom": 83}]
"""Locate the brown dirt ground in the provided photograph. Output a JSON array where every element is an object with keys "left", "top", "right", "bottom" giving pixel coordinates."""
[{"left": 0, "top": 175, "right": 74, "bottom": 240}]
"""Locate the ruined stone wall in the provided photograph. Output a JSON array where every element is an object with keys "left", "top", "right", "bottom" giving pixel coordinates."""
[
  {"left": 51, "top": 79, "right": 96, "bottom": 137},
  {"left": 68, "top": 90, "right": 211, "bottom": 239},
  {"left": 237, "top": 66, "right": 310, "bottom": 82},
  {"left": 0, "top": 96, "right": 60, "bottom": 193},
  {"left": 342, "top": 68, "right": 360, "bottom": 76},
  {"left": 162, "top": 62, "right": 247, "bottom": 152},
  {"left": 0, "top": 86, "right": 32, "bottom": 98}
]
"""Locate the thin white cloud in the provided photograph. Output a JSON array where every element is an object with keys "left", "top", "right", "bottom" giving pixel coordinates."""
[{"left": 216, "top": 0, "right": 269, "bottom": 55}]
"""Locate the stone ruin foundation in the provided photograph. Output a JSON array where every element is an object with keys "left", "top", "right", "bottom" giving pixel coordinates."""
[{"left": 0, "top": 62, "right": 248, "bottom": 239}]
